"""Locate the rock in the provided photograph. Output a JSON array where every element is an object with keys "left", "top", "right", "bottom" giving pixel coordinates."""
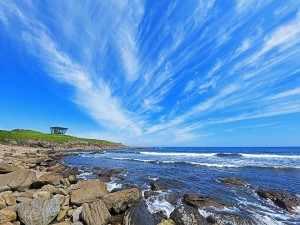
[
  {"left": 71, "top": 207, "right": 82, "bottom": 223},
  {"left": 150, "top": 181, "right": 168, "bottom": 192},
  {"left": 54, "top": 188, "right": 69, "bottom": 196},
  {"left": 219, "top": 178, "right": 246, "bottom": 187},
  {"left": 0, "top": 163, "right": 22, "bottom": 174},
  {"left": 256, "top": 188, "right": 300, "bottom": 213},
  {"left": 170, "top": 206, "right": 207, "bottom": 225},
  {"left": 67, "top": 175, "right": 78, "bottom": 184},
  {"left": 0, "top": 209, "right": 17, "bottom": 224},
  {"left": 144, "top": 191, "right": 160, "bottom": 199},
  {"left": 52, "top": 222, "right": 71, "bottom": 225},
  {"left": 123, "top": 206, "right": 155, "bottom": 225},
  {"left": 81, "top": 200, "right": 111, "bottom": 225},
  {"left": 103, "top": 188, "right": 141, "bottom": 214},
  {"left": 157, "top": 219, "right": 176, "bottom": 225},
  {"left": 17, "top": 195, "right": 61, "bottom": 225},
  {"left": 108, "top": 213, "right": 124, "bottom": 225},
  {"left": 56, "top": 205, "right": 68, "bottom": 222},
  {"left": 207, "top": 212, "right": 257, "bottom": 225},
  {"left": 70, "top": 179, "right": 108, "bottom": 205},
  {"left": 0, "top": 192, "right": 16, "bottom": 210},
  {"left": 0, "top": 170, "right": 36, "bottom": 191},
  {"left": 31, "top": 173, "right": 62, "bottom": 188},
  {"left": 184, "top": 194, "right": 228, "bottom": 209},
  {"left": 33, "top": 191, "right": 51, "bottom": 200},
  {"left": 71, "top": 222, "right": 83, "bottom": 225},
  {"left": 41, "top": 184, "right": 56, "bottom": 194}
]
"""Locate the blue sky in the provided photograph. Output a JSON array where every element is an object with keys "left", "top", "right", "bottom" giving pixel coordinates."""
[{"left": 0, "top": 0, "right": 300, "bottom": 146}]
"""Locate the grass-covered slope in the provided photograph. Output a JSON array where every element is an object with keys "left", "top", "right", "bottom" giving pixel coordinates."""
[{"left": 0, "top": 129, "right": 117, "bottom": 145}]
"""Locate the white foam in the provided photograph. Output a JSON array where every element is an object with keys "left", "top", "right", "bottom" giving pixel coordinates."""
[
  {"left": 198, "top": 209, "right": 212, "bottom": 218},
  {"left": 293, "top": 206, "right": 300, "bottom": 214},
  {"left": 189, "top": 162, "right": 240, "bottom": 168},
  {"left": 145, "top": 194, "right": 175, "bottom": 218},
  {"left": 76, "top": 172, "right": 92, "bottom": 180},
  {"left": 241, "top": 153, "right": 300, "bottom": 159},
  {"left": 140, "top": 152, "right": 215, "bottom": 157},
  {"left": 106, "top": 181, "right": 122, "bottom": 192}
]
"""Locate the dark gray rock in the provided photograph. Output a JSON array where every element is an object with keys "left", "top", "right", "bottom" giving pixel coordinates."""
[
  {"left": 150, "top": 181, "right": 168, "bottom": 192},
  {"left": 184, "top": 194, "right": 228, "bottom": 209},
  {"left": 207, "top": 212, "right": 257, "bottom": 225},
  {"left": 123, "top": 206, "right": 155, "bottom": 225},
  {"left": 170, "top": 206, "right": 207, "bottom": 225}
]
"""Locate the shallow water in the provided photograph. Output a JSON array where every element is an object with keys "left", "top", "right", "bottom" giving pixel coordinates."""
[{"left": 63, "top": 147, "right": 300, "bottom": 224}]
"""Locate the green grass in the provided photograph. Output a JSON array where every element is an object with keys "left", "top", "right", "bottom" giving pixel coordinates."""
[{"left": 0, "top": 129, "right": 117, "bottom": 145}]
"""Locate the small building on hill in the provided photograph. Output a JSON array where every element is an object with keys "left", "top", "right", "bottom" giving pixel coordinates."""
[{"left": 50, "top": 127, "right": 68, "bottom": 135}]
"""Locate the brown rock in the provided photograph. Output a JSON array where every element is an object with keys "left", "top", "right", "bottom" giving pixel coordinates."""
[
  {"left": 103, "top": 188, "right": 141, "bottom": 214},
  {"left": 56, "top": 205, "right": 68, "bottom": 222},
  {"left": 81, "top": 200, "right": 111, "bottom": 225},
  {"left": 0, "top": 163, "right": 22, "bottom": 174},
  {"left": 184, "top": 194, "right": 228, "bottom": 209},
  {"left": 157, "top": 219, "right": 176, "bottom": 225},
  {"left": 33, "top": 191, "right": 51, "bottom": 200},
  {"left": 0, "top": 192, "right": 16, "bottom": 210},
  {"left": 0, "top": 209, "right": 17, "bottom": 224},
  {"left": 150, "top": 181, "right": 168, "bottom": 192},
  {"left": 41, "top": 184, "right": 56, "bottom": 194},
  {"left": 0, "top": 170, "right": 36, "bottom": 191},
  {"left": 31, "top": 173, "right": 62, "bottom": 188},
  {"left": 70, "top": 179, "right": 108, "bottom": 205}
]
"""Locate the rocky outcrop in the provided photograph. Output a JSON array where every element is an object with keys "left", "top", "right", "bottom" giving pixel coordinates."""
[
  {"left": 150, "top": 181, "right": 168, "bottom": 192},
  {"left": 219, "top": 178, "right": 246, "bottom": 187},
  {"left": 184, "top": 194, "right": 228, "bottom": 209},
  {"left": 170, "top": 206, "right": 207, "bottom": 225},
  {"left": 0, "top": 209, "right": 17, "bottom": 224},
  {"left": 207, "top": 213, "right": 257, "bottom": 225},
  {"left": 256, "top": 188, "right": 300, "bottom": 213},
  {"left": 0, "top": 170, "right": 36, "bottom": 191},
  {"left": 81, "top": 200, "right": 111, "bottom": 225},
  {"left": 17, "top": 195, "right": 61, "bottom": 225},
  {"left": 70, "top": 179, "right": 108, "bottom": 205},
  {"left": 123, "top": 206, "right": 155, "bottom": 225},
  {"left": 103, "top": 188, "right": 141, "bottom": 214}
]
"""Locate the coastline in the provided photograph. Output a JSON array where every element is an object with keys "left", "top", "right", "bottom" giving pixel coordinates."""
[{"left": 1, "top": 144, "right": 299, "bottom": 225}]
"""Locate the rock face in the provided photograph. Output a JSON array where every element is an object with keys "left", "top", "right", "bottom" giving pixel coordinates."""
[
  {"left": 70, "top": 179, "right": 108, "bottom": 205},
  {"left": 0, "top": 170, "right": 36, "bottom": 191},
  {"left": 123, "top": 206, "right": 155, "bottom": 225},
  {"left": 184, "top": 194, "right": 228, "bottom": 209},
  {"left": 256, "top": 188, "right": 300, "bottom": 213},
  {"left": 103, "top": 188, "right": 141, "bottom": 214},
  {"left": 150, "top": 181, "right": 168, "bottom": 192},
  {"left": 219, "top": 178, "right": 246, "bottom": 187},
  {"left": 81, "top": 200, "right": 111, "bottom": 225},
  {"left": 0, "top": 209, "right": 17, "bottom": 224},
  {"left": 17, "top": 195, "right": 61, "bottom": 225},
  {"left": 0, "top": 192, "right": 16, "bottom": 209},
  {"left": 207, "top": 213, "right": 257, "bottom": 225},
  {"left": 170, "top": 206, "right": 207, "bottom": 225}
]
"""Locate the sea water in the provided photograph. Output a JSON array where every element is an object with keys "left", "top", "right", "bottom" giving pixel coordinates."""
[{"left": 63, "top": 147, "right": 300, "bottom": 224}]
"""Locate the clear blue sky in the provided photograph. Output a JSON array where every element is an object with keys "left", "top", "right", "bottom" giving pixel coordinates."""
[{"left": 0, "top": 1, "right": 300, "bottom": 146}]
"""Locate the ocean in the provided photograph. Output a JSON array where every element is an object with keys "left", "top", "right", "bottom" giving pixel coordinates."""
[{"left": 62, "top": 147, "right": 300, "bottom": 224}]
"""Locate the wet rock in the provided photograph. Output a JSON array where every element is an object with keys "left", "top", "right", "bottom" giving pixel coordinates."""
[
  {"left": 17, "top": 195, "right": 61, "bottom": 225},
  {"left": 170, "top": 206, "right": 207, "bottom": 225},
  {"left": 103, "top": 188, "right": 141, "bottom": 214},
  {"left": 0, "top": 169, "right": 36, "bottom": 191},
  {"left": 207, "top": 212, "right": 257, "bottom": 225},
  {"left": 144, "top": 191, "right": 160, "bottom": 199},
  {"left": 81, "top": 200, "right": 111, "bottom": 225},
  {"left": 184, "top": 194, "right": 228, "bottom": 209},
  {"left": 70, "top": 179, "right": 108, "bottom": 205},
  {"left": 256, "top": 188, "right": 300, "bottom": 213},
  {"left": 31, "top": 173, "right": 62, "bottom": 188},
  {"left": 150, "top": 181, "right": 168, "bottom": 192},
  {"left": 219, "top": 178, "right": 246, "bottom": 187},
  {"left": 0, "top": 192, "right": 16, "bottom": 210},
  {"left": 123, "top": 206, "right": 155, "bottom": 225},
  {"left": 0, "top": 209, "right": 17, "bottom": 224}
]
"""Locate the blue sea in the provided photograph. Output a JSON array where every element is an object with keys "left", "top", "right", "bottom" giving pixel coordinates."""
[{"left": 63, "top": 147, "right": 300, "bottom": 224}]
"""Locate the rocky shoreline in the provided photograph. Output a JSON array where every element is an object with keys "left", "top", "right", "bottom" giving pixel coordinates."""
[{"left": 0, "top": 144, "right": 299, "bottom": 225}]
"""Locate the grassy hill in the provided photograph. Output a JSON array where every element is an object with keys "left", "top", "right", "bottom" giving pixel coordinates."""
[{"left": 0, "top": 129, "right": 117, "bottom": 145}]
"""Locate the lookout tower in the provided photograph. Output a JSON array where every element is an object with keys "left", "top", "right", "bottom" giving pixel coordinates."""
[{"left": 50, "top": 127, "right": 68, "bottom": 135}]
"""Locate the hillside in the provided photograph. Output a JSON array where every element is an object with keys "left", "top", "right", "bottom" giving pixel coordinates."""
[{"left": 0, "top": 129, "right": 128, "bottom": 150}]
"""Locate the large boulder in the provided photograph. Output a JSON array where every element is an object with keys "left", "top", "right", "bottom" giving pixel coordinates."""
[
  {"left": 123, "top": 206, "right": 155, "bottom": 225},
  {"left": 70, "top": 179, "right": 108, "bottom": 205},
  {"left": 170, "top": 206, "right": 207, "bottom": 225},
  {"left": 103, "top": 188, "right": 141, "bottom": 214},
  {"left": 81, "top": 200, "right": 111, "bottom": 225},
  {"left": 256, "top": 188, "right": 300, "bottom": 213},
  {"left": 17, "top": 195, "right": 61, "bottom": 225},
  {"left": 0, "top": 192, "right": 16, "bottom": 210},
  {"left": 0, "top": 209, "right": 17, "bottom": 224},
  {"left": 184, "top": 194, "right": 228, "bottom": 209},
  {"left": 0, "top": 170, "right": 36, "bottom": 191},
  {"left": 31, "top": 173, "right": 62, "bottom": 188},
  {"left": 207, "top": 212, "right": 257, "bottom": 225}
]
